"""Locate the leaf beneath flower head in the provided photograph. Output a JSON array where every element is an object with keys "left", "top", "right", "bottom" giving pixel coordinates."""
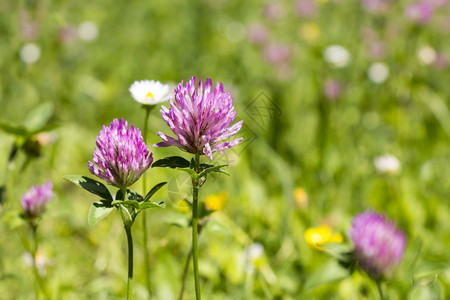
[
  {"left": 199, "top": 163, "right": 229, "bottom": 175},
  {"left": 64, "top": 175, "right": 113, "bottom": 202},
  {"left": 112, "top": 200, "right": 140, "bottom": 209},
  {"left": 178, "top": 168, "right": 199, "bottom": 180},
  {"left": 322, "top": 243, "right": 354, "bottom": 262},
  {"left": 139, "top": 201, "right": 166, "bottom": 210},
  {"left": 88, "top": 202, "right": 114, "bottom": 226},
  {"left": 144, "top": 182, "right": 167, "bottom": 202},
  {"left": 198, "top": 165, "right": 228, "bottom": 178},
  {"left": 115, "top": 189, "right": 144, "bottom": 202},
  {"left": 303, "top": 259, "right": 351, "bottom": 291},
  {"left": 0, "top": 122, "right": 28, "bottom": 136},
  {"left": 152, "top": 156, "right": 190, "bottom": 168}
]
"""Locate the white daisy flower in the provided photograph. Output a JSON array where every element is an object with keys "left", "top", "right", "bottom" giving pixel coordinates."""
[
  {"left": 374, "top": 154, "right": 401, "bottom": 174},
  {"left": 324, "top": 45, "right": 350, "bottom": 68},
  {"left": 368, "top": 62, "right": 389, "bottom": 84},
  {"left": 129, "top": 80, "right": 172, "bottom": 105}
]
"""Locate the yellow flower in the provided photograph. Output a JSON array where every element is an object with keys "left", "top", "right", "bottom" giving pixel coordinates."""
[
  {"left": 300, "top": 22, "right": 320, "bottom": 43},
  {"left": 294, "top": 187, "right": 309, "bottom": 210},
  {"left": 304, "top": 225, "right": 343, "bottom": 249},
  {"left": 205, "top": 192, "right": 228, "bottom": 211},
  {"left": 175, "top": 199, "right": 190, "bottom": 214}
]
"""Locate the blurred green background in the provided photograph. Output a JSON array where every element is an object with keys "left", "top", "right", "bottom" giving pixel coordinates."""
[{"left": 1, "top": 0, "right": 449, "bottom": 299}]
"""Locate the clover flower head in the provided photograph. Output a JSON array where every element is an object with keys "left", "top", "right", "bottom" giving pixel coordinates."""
[
  {"left": 405, "top": 1, "right": 434, "bottom": 24},
  {"left": 129, "top": 80, "right": 171, "bottom": 105},
  {"left": 88, "top": 118, "right": 152, "bottom": 188},
  {"left": 350, "top": 211, "right": 406, "bottom": 279},
  {"left": 154, "top": 77, "right": 243, "bottom": 160},
  {"left": 22, "top": 181, "right": 53, "bottom": 218}
]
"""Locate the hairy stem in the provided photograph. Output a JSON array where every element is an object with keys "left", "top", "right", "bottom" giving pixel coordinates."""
[
  {"left": 122, "top": 187, "right": 134, "bottom": 300},
  {"left": 192, "top": 152, "right": 201, "bottom": 300},
  {"left": 30, "top": 224, "right": 49, "bottom": 299},
  {"left": 376, "top": 280, "right": 384, "bottom": 300},
  {"left": 142, "top": 105, "right": 153, "bottom": 297},
  {"left": 125, "top": 225, "right": 134, "bottom": 300}
]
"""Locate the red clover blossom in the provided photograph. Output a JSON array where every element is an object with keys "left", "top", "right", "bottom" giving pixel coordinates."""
[
  {"left": 22, "top": 181, "right": 53, "bottom": 218},
  {"left": 88, "top": 118, "right": 152, "bottom": 188},
  {"left": 350, "top": 211, "right": 406, "bottom": 279},
  {"left": 154, "top": 77, "right": 243, "bottom": 160}
]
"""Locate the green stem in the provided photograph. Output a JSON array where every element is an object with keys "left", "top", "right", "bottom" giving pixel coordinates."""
[
  {"left": 30, "top": 224, "right": 49, "bottom": 299},
  {"left": 258, "top": 273, "right": 272, "bottom": 300},
  {"left": 142, "top": 105, "right": 153, "bottom": 297},
  {"left": 192, "top": 152, "right": 201, "bottom": 300},
  {"left": 142, "top": 105, "right": 153, "bottom": 146},
  {"left": 121, "top": 187, "right": 134, "bottom": 300},
  {"left": 142, "top": 213, "right": 151, "bottom": 295},
  {"left": 244, "top": 267, "right": 254, "bottom": 299},
  {"left": 178, "top": 248, "right": 193, "bottom": 300},
  {"left": 376, "top": 280, "right": 384, "bottom": 300},
  {"left": 125, "top": 225, "right": 134, "bottom": 300}
]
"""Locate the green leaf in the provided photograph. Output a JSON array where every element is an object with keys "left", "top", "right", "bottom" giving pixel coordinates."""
[
  {"left": 2, "top": 210, "right": 25, "bottom": 229},
  {"left": 198, "top": 164, "right": 228, "bottom": 178},
  {"left": 205, "top": 219, "right": 231, "bottom": 236},
  {"left": 199, "top": 163, "right": 230, "bottom": 175},
  {"left": 178, "top": 168, "right": 199, "bottom": 180},
  {"left": 165, "top": 213, "right": 191, "bottom": 228},
  {"left": 304, "top": 259, "right": 351, "bottom": 290},
  {"left": 0, "top": 185, "right": 6, "bottom": 205},
  {"left": 88, "top": 202, "right": 114, "bottom": 226},
  {"left": 139, "top": 201, "right": 166, "bottom": 210},
  {"left": 414, "top": 261, "right": 448, "bottom": 279},
  {"left": 0, "top": 122, "right": 28, "bottom": 136},
  {"left": 144, "top": 182, "right": 167, "bottom": 202},
  {"left": 198, "top": 201, "right": 214, "bottom": 219},
  {"left": 152, "top": 156, "right": 190, "bottom": 168},
  {"left": 115, "top": 189, "right": 144, "bottom": 202},
  {"left": 409, "top": 280, "right": 441, "bottom": 300},
  {"left": 199, "top": 163, "right": 214, "bottom": 170},
  {"left": 24, "top": 102, "right": 54, "bottom": 131},
  {"left": 322, "top": 243, "right": 355, "bottom": 262},
  {"left": 29, "top": 123, "right": 59, "bottom": 135},
  {"left": 112, "top": 200, "right": 140, "bottom": 209},
  {"left": 64, "top": 175, "right": 113, "bottom": 202}
]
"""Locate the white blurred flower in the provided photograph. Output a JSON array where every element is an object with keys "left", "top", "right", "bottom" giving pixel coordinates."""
[
  {"left": 23, "top": 251, "right": 48, "bottom": 276},
  {"left": 78, "top": 21, "right": 98, "bottom": 41},
  {"left": 374, "top": 154, "right": 401, "bottom": 174},
  {"left": 368, "top": 62, "right": 389, "bottom": 84},
  {"left": 324, "top": 45, "right": 350, "bottom": 68},
  {"left": 244, "top": 243, "right": 265, "bottom": 273},
  {"left": 20, "top": 43, "right": 41, "bottom": 64},
  {"left": 129, "top": 80, "right": 171, "bottom": 105},
  {"left": 418, "top": 45, "right": 437, "bottom": 65},
  {"left": 246, "top": 243, "right": 264, "bottom": 261}
]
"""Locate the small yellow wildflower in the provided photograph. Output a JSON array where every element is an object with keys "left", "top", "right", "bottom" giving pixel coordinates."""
[
  {"left": 205, "top": 192, "right": 228, "bottom": 211},
  {"left": 300, "top": 22, "right": 320, "bottom": 43},
  {"left": 294, "top": 187, "right": 309, "bottom": 210},
  {"left": 175, "top": 199, "right": 190, "bottom": 214},
  {"left": 304, "top": 225, "right": 343, "bottom": 250}
]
